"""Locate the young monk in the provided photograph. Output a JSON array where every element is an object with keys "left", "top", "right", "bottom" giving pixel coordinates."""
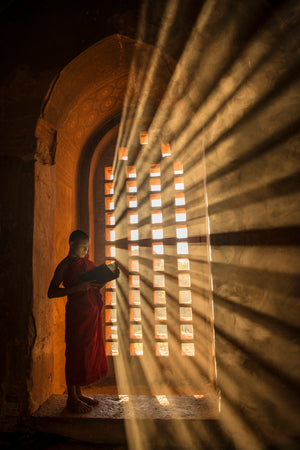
[{"left": 48, "top": 230, "right": 117, "bottom": 413}]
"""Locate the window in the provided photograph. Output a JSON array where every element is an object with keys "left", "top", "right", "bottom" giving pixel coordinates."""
[{"left": 102, "top": 136, "right": 209, "bottom": 368}]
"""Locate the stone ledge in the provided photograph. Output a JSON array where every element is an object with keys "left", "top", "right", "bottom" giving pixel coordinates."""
[{"left": 25, "top": 394, "right": 220, "bottom": 444}]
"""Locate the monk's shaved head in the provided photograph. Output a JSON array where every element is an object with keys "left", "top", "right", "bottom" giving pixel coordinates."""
[{"left": 69, "top": 230, "right": 89, "bottom": 244}]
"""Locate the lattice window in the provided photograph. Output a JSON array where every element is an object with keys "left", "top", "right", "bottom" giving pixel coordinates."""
[{"left": 103, "top": 140, "right": 197, "bottom": 359}]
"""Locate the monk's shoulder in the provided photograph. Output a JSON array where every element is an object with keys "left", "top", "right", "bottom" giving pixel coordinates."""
[{"left": 54, "top": 257, "right": 72, "bottom": 278}]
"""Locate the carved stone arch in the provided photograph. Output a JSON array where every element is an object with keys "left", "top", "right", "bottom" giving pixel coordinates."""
[{"left": 31, "top": 34, "right": 176, "bottom": 410}]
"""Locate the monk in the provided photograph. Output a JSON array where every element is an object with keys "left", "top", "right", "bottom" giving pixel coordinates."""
[{"left": 48, "top": 230, "right": 116, "bottom": 413}]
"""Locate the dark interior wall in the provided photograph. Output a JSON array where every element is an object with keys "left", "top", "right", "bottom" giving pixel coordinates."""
[{"left": 0, "top": 157, "right": 34, "bottom": 421}]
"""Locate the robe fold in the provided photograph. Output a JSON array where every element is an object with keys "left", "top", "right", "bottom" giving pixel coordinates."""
[{"left": 63, "top": 256, "right": 108, "bottom": 386}]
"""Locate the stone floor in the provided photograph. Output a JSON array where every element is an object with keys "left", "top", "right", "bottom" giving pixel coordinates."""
[
  {"left": 33, "top": 394, "right": 219, "bottom": 420},
  {"left": 21, "top": 393, "right": 220, "bottom": 447}
]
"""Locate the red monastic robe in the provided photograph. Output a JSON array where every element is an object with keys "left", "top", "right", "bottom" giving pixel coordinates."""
[{"left": 63, "top": 256, "right": 108, "bottom": 386}]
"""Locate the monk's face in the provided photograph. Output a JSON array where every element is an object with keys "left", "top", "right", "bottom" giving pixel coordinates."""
[{"left": 71, "top": 238, "right": 90, "bottom": 258}]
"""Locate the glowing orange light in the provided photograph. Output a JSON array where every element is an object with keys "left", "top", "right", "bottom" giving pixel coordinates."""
[
  {"left": 105, "top": 308, "right": 117, "bottom": 323},
  {"left": 129, "top": 290, "right": 141, "bottom": 305},
  {"left": 130, "top": 342, "right": 143, "bottom": 356},
  {"left": 105, "top": 166, "right": 113, "bottom": 180},
  {"left": 119, "top": 147, "right": 128, "bottom": 160},
  {"left": 129, "top": 259, "right": 139, "bottom": 272},
  {"left": 126, "top": 180, "right": 137, "bottom": 193},
  {"left": 174, "top": 161, "right": 183, "bottom": 174},
  {"left": 105, "top": 196, "right": 114, "bottom": 210},
  {"left": 156, "top": 342, "right": 169, "bottom": 356},
  {"left": 139, "top": 131, "right": 148, "bottom": 144},
  {"left": 130, "top": 308, "right": 142, "bottom": 322},
  {"left": 161, "top": 142, "right": 171, "bottom": 157},
  {"left": 150, "top": 193, "right": 162, "bottom": 207},
  {"left": 126, "top": 166, "right": 136, "bottom": 178},
  {"left": 106, "top": 325, "right": 118, "bottom": 340},
  {"left": 105, "top": 341, "right": 118, "bottom": 356},
  {"left": 130, "top": 324, "right": 143, "bottom": 339},
  {"left": 105, "top": 212, "right": 115, "bottom": 225},
  {"left": 105, "top": 182, "right": 114, "bottom": 195},
  {"left": 154, "top": 290, "right": 166, "bottom": 304},
  {"left": 150, "top": 164, "right": 161, "bottom": 177},
  {"left": 105, "top": 291, "right": 117, "bottom": 305}
]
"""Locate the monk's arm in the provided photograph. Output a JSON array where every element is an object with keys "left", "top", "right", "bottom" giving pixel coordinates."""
[{"left": 47, "top": 263, "right": 101, "bottom": 299}]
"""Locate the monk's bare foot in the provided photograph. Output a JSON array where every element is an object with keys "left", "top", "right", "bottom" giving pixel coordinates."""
[
  {"left": 78, "top": 394, "right": 99, "bottom": 406},
  {"left": 67, "top": 398, "right": 92, "bottom": 413}
]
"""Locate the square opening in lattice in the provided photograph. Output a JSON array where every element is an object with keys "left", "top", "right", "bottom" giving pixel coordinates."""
[
  {"left": 128, "top": 228, "right": 139, "bottom": 241},
  {"left": 105, "top": 182, "right": 114, "bottom": 195},
  {"left": 150, "top": 178, "right": 161, "bottom": 192},
  {"left": 154, "top": 290, "right": 166, "bottom": 304},
  {"left": 129, "top": 259, "right": 139, "bottom": 272},
  {"left": 180, "top": 307, "right": 193, "bottom": 321},
  {"left": 106, "top": 325, "right": 118, "bottom": 340},
  {"left": 175, "top": 193, "right": 185, "bottom": 206},
  {"left": 106, "top": 279, "right": 116, "bottom": 289},
  {"left": 105, "top": 197, "right": 114, "bottom": 210},
  {"left": 105, "top": 341, "right": 118, "bottom": 356},
  {"left": 105, "top": 245, "right": 116, "bottom": 257},
  {"left": 127, "top": 180, "right": 137, "bottom": 193},
  {"left": 155, "top": 324, "right": 168, "bottom": 339},
  {"left": 153, "top": 259, "right": 164, "bottom": 271},
  {"left": 175, "top": 208, "right": 186, "bottom": 222},
  {"left": 179, "top": 290, "right": 192, "bottom": 304},
  {"left": 177, "top": 242, "right": 189, "bottom": 254},
  {"left": 161, "top": 142, "right": 171, "bottom": 157},
  {"left": 105, "top": 291, "right": 117, "bottom": 306},
  {"left": 130, "top": 308, "right": 141, "bottom": 322},
  {"left": 152, "top": 227, "right": 163, "bottom": 240},
  {"left": 177, "top": 258, "right": 190, "bottom": 271},
  {"left": 140, "top": 131, "right": 148, "bottom": 145},
  {"left": 128, "top": 244, "right": 139, "bottom": 256},
  {"left": 105, "top": 308, "right": 117, "bottom": 323},
  {"left": 151, "top": 210, "right": 163, "bottom": 224},
  {"left": 127, "top": 195, "right": 138, "bottom": 208},
  {"left": 181, "top": 343, "right": 195, "bottom": 356},
  {"left": 130, "top": 342, "right": 143, "bottom": 356},
  {"left": 105, "top": 167, "right": 114, "bottom": 180},
  {"left": 152, "top": 242, "right": 164, "bottom": 255},
  {"left": 155, "top": 307, "right": 167, "bottom": 321},
  {"left": 119, "top": 147, "right": 128, "bottom": 160},
  {"left": 156, "top": 342, "right": 169, "bottom": 356},
  {"left": 176, "top": 225, "right": 188, "bottom": 239},
  {"left": 129, "top": 290, "right": 140, "bottom": 305},
  {"left": 126, "top": 166, "right": 136, "bottom": 178},
  {"left": 178, "top": 273, "right": 191, "bottom": 287},
  {"left": 174, "top": 162, "right": 183, "bottom": 174},
  {"left": 105, "top": 229, "right": 115, "bottom": 242},
  {"left": 180, "top": 324, "right": 194, "bottom": 340},
  {"left": 128, "top": 211, "right": 139, "bottom": 224},
  {"left": 130, "top": 324, "right": 143, "bottom": 339},
  {"left": 105, "top": 212, "right": 115, "bottom": 226},
  {"left": 150, "top": 194, "right": 162, "bottom": 208},
  {"left": 153, "top": 274, "right": 165, "bottom": 288},
  {"left": 174, "top": 176, "right": 184, "bottom": 190},
  {"left": 150, "top": 164, "right": 161, "bottom": 177},
  {"left": 129, "top": 274, "right": 140, "bottom": 288}
]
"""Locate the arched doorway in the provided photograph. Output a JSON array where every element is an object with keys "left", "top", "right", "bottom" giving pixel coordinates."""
[{"left": 31, "top": 32, "right": 218, "bottom": 411}]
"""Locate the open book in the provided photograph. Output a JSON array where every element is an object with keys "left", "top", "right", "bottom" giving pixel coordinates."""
[{"left": 79, "top": 261, "right": 118, "bottom": 284}]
